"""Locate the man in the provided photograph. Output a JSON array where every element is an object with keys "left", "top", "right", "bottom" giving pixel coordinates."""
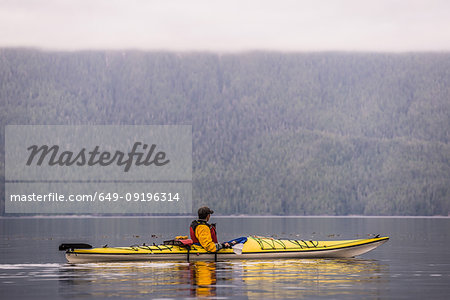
[{"left": 190, "top": 206, "right": 230, "bottom": 252}]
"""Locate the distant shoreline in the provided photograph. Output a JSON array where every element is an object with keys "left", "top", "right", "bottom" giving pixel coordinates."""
[{"left": 1, "top": 215, "right": 449, "bottom": 219}]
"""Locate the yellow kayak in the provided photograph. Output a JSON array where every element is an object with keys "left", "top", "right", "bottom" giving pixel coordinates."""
[{"left": 60, "top": 236, "right": 389, "bottom": 263}]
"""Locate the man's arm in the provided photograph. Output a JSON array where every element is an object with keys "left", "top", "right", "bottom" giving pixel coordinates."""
[{"left": 196, "top": 225, "right": 222, "bottom": 252}]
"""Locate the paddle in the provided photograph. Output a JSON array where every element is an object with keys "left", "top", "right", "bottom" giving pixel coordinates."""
[
  {"left": 59, "top": 243, "right": 92, "bottom": 251},
  {"left": 224, "top": 237, "right": 247, "bottom": 255},
  {"left": 232, "top": 243, "right": 244, "bottom": 255}
]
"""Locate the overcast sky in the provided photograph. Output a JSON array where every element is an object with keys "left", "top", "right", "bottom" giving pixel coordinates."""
[{"left": 1, "top": 0, "right": 449, "bottom": 52}]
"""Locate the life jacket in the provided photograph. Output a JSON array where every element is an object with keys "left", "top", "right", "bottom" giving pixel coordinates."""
[{"left": 190, "top": 220, "right": 218, "bottom": 244}]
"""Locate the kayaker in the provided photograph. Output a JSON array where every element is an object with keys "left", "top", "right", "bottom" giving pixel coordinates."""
[{"left": 190, "top": 206, "right": 230, "bottom": 252}]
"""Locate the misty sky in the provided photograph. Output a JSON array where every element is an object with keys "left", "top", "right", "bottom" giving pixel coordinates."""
[{"left": 1, "top": 0, "right": 449, "bottom": 52}]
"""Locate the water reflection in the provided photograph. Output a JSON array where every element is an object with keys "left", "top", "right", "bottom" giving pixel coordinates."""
[
  {"left": 57, "top": 259, "right": 388, "bottom": 299},
  {"left": 190, "top": 261, "right": 217, "bottom": 297},
  {"left": 241, "top": 259, "right": 388, "bottom": 299}
]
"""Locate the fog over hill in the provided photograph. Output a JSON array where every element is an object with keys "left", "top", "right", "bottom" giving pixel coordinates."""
[{"left": 1, "top": 49, "right": 449, "bottom": 215}]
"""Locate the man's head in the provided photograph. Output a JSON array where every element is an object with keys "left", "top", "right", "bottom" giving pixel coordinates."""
[{"left": 198, "top": 206, "right": 214, "bottom": 220}]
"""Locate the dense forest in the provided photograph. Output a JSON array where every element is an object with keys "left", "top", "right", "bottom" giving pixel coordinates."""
[{"left": 1, "top": 49, "right": 449, "bottom": 215}]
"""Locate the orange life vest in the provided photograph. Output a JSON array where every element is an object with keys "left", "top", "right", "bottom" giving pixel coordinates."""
[{"left": 190, "top": 220, "right": 218, "bottom": 243}]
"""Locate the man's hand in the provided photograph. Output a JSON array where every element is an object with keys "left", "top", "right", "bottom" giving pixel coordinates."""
[{"left": 222, "top": 241, "right": 238, "bottom": 248}]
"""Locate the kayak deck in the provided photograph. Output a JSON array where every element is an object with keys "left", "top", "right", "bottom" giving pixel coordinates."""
[{"left": 64, "top": 236, "right": 389, "bottom": 263}]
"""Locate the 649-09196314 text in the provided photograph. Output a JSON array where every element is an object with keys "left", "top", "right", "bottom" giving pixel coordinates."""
[{"left": 9, "top": 192, "right": 181, "bottom": 203}]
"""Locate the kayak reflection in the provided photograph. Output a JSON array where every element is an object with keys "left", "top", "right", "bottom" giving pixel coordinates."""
[
  {"left": 240, "top": 259, "right": 388, "bottom": 298},
  {"left": 58, "top": 261, "right": 224, "bottom": 298},
  {"left": 58, "top": 258, "right": 388, "bottom": 299}
]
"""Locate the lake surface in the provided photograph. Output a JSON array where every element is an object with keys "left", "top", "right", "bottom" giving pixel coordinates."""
[{"left": 1, "top": 217, "right": 449, "bottom": 299}]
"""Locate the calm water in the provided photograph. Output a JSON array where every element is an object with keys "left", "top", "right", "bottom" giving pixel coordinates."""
[{"left": 0, "top": 217, "right": 449, "bottom": 299}]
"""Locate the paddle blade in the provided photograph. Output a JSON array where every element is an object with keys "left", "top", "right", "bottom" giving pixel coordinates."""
[
  {"left": 232, "top": 243, "right": 244, "bottom": 255},
  {"left": 59, "top": 243, "right": 92, "bottom": 251}
]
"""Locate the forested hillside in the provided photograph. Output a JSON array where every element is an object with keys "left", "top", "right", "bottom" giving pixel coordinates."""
[{"left": 1, "top": 49, "right": 449, "bottom": 215}]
